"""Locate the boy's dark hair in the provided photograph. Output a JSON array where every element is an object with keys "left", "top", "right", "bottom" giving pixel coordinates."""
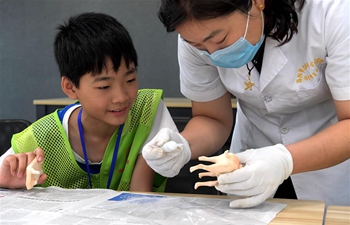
[
  {"left": 54, "top": 12, "right": 138, "bottom": 87},
  {"left": 158, "top": 0, "right": 306, "bottom": 45}
]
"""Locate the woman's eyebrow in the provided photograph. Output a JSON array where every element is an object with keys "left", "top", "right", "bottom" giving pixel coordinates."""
[{"left": 182, "top": 29, "right": 223, "bottom": 44}]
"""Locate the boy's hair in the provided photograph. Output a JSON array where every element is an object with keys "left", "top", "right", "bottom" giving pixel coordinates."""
[{"left": 54, "top": 12, "right": 138, "bottom": 87}]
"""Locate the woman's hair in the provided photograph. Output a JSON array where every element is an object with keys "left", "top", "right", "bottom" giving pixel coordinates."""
[
  {"left": 54, "top": 12, "right": 138, "bottom": 87},
  {"left": 158, "top": 0, "right": 306, "bottom": 45}
]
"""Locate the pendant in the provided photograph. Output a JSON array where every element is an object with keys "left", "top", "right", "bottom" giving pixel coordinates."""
[{"left": 244, "top": 78, "right": 255, "bottom": 91}]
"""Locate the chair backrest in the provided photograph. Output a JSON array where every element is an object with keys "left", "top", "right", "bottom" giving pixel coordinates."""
[{"left": 0, "top": 119, "right": 32, "bottom": 156}]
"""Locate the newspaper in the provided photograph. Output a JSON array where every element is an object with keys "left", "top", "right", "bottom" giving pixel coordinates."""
[{"left": 0, "top": 187, "right": 286, "bottom": 225}]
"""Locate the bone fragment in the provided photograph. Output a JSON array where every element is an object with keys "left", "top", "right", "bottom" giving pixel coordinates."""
[
  {"left": 190, "top": 150, "right": 242, "bottom": 189},
  {"left": 26, "top": 157, "right": 43, "bottom": 190}
]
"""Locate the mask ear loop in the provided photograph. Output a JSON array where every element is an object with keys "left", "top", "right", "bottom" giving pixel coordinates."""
[
  {"left": 260, "top": 11, "right": 264, "bottom": 37},
  {"left": 242, "top": 11, "right": 250, "bottom": 39},
  {"left": 244, "top": 10, "right": 265, "bottom": 39}
]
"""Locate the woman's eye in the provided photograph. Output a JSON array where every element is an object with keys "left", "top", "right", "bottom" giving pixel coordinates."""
[
  {"left": 190, "top": 43, "right": 206, "bottom": 51},
  {"left": 216, "top": 36, "right": 226, "bottom": 44},
  {"left": 191, "top": 43, "right": 203, "bottom": 49}
]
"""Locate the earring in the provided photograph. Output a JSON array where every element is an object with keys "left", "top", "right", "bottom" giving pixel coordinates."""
[{"left": 258, "top": 4, "right": 264, "bottom": 9}]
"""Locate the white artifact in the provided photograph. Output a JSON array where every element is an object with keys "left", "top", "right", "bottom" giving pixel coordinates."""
[
  {"left": 161, "top": 141, "right": 179, "bottom": 152},
  {"left": 190, "top": 150, "right": 242, "bottom": 189},
  {"left": 26, "top": 157, "right": 43, "bottom": 190}
]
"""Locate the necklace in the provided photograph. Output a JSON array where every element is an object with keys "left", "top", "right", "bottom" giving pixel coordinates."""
[
  {"left": 244, "top": 63, "right": 255, "bottom": 91},
  {"left": 244, "top": 38, "right": 266, "bottom": 91},
  {"left": 77, "top": 108, "right": 124, "bottom": 188}
]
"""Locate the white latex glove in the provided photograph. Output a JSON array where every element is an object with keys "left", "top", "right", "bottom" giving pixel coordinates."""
[
  {"left": 215, "top": 144, "right": 293, "bottom": 208},
  {"left": 142, "top": 128, "right": 191, "bottom": 177}
]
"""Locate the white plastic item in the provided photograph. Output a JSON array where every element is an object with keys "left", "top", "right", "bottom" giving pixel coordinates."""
[{"left": 26, "top": 157, "right": 43, "bottom": 190}]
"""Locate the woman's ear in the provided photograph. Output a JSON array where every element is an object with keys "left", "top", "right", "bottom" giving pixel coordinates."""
[
  {"left": 61, "top": 76, "right": 78, "bottom": 100},
  {"left": 254, "top": 0, "right": 265, "bottom": 10}
]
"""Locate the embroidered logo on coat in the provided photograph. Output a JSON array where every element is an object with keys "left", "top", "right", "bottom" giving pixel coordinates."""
[{"left": 296, "top": 58, "right": 324, "bottom": 83}]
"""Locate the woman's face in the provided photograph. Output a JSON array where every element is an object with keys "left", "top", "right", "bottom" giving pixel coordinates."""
[{"left": 176, "top": 6, "right": 263, "bottom": 54}]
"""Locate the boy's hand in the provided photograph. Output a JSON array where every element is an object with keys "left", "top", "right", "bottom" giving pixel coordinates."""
[
  {"left": 0, "top": 147, "right": 46, "bottom": 189},
  {"left": 142, "top": 128, "right": 191, "bottom": 177}
]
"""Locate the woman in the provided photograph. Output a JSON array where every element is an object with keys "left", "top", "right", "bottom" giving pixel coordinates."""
[{"left": 142, "top": 0, "right": 350, "bottom": 208}]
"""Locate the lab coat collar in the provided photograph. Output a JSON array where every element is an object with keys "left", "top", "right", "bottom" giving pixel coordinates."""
[{"left": 259, "top": 38, "right": 288, "bottom": 92}]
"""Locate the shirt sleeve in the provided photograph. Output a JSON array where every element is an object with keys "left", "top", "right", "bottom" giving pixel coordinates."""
[
  {"left": 324, "top": 0, "right": 350, "bottom": 101},
  {"left": 0, "top": 148, "right": 15, "bottom": 166},
  {"left": 139, "top": 100, "right": 178, "bottom": 154},
  {"left": 178, "top": 35, "right": 227, "bottom": 102}
]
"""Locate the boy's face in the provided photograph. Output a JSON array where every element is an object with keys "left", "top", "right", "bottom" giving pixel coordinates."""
[{"left": 73, "top": 57, "right": 138, "bottom": 127}]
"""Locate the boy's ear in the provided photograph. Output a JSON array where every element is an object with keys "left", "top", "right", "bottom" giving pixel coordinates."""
[{"left": 61, "top": 77, "right": 78, "bottom": 100}]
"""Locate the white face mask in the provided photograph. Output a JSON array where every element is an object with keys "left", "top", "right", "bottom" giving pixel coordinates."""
[{"left": 200, "top": 11, "right": 265, "bottom": 68}]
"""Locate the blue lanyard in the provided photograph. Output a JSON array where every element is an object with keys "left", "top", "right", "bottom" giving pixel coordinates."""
[{"left": 77, "top": 108, "right": 124, "bottom": 189}]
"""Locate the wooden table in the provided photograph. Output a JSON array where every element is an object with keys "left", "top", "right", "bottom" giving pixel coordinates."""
[
  {"left": 33, "top": 97, "right": 237, "bottom": 119},
  {"left": 324, "top": 205, "right": 350, "bottom": 225},
  {"left": 268, "top": 198, "right": 325, "bottom": 225},
  {"left": 33, "top": 97, "right": 198, "bottom": 108},
  {"left": 33, "top": 97, "right": 238, "bottom": 108}
]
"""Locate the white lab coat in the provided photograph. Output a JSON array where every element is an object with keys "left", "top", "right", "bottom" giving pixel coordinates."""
[{"left": 178, "top": 0, "right": 350, "bottom": 206}]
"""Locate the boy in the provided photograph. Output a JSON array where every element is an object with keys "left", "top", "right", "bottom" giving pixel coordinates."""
[{"left": 0, "top": 12, "right": 178, "bottom": 192}]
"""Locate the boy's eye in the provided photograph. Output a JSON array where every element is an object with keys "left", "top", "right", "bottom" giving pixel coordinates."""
[
  {"left": 97, "top": 86, "right": 109, "bottom": 90},
  {"left": 127, "top": 78, "right": 136, "bottom": 83}
]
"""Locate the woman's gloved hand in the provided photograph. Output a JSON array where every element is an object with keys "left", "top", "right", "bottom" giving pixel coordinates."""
[
  {"left": 142, "top": 128, "right": 191, "bottom": 177},
  {"left": 215, "top": 144, "right": 293, "bottom": 208}
]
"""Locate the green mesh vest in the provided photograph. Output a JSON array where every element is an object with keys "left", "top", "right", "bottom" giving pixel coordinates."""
[{"left": 12, "top": 89, "right": 166, "bottom": 192}]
